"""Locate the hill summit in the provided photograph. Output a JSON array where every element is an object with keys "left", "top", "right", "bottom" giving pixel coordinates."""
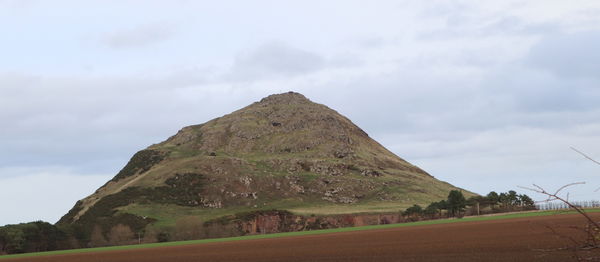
[{"left": 58, "top": 92, "right": 467, "bottom": 237}]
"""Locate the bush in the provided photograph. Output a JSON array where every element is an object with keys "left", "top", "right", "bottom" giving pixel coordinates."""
[
  {"left": 157, "top": 232, "right": 169, "bottom": 243},
  {"left": 402, "top": 204, "right": 423, "bottom": 216}
]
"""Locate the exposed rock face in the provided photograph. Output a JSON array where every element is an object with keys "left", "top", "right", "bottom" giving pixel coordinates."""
[
  {"left": 58, "top": 92, "right": 466, "bottom": 237},
  {"left": 222, "top": 210, "right": 404, "bottom": 236}
]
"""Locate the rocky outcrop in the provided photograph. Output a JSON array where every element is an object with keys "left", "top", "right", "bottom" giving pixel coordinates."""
[
  {"left": 58, "top": 92, "right": 469, "bottom": 240},
  {"left": 209, "top": 210, "right": 406, "bottom": 236}
]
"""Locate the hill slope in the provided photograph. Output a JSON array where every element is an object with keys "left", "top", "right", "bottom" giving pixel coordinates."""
[{"left": 57, "top": 92, "right": 470, "bottom": 234}]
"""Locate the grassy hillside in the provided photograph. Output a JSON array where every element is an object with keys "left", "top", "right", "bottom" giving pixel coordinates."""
[{"left": 57, "top": 92, "right": 473, "bottom": 243}]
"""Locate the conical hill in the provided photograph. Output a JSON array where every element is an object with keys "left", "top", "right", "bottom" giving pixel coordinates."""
[{"left": 58, "top": 92, "right": 470, "bottom": 233}]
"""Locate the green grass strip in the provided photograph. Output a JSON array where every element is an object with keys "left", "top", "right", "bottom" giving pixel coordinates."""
[{"left": 2, "top": 209, "right": 598, "bottom": 259}]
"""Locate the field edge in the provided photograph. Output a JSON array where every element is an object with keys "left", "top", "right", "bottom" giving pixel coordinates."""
[{"left": 2, "top": 209, "right": 598, "bottom": 259}]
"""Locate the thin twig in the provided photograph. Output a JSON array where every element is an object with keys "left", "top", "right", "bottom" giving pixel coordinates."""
[
  {"left": 520, "top": 183, "right": 600, "bottom": 252},
  {"left": 518, "top": 185, "right": 542, "bottom": 193},
  {"left": 553, "top": 182, "right": 586, "bottom": 197},
  {"left": 571, "top": 147, "right": 600, "bottom": 192},
  {"left": 571, "top": 147, "right": 600, "bottom": 166}
]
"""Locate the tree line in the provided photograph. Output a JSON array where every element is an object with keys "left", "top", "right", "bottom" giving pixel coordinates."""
[
  {"left": 0, "top": 221, "right": 72, "bottom": 254},
  {"left": 402, "top": 190, "right": 536, "bottom": 220},
  {"left": 0, "top": 221, "right": 146, "bottom": 255},
  {"left": 0, "top": 190, "right": 537, "bottom": 255}
]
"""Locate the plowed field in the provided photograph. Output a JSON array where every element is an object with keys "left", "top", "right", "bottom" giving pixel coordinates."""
[{"left": 4, "top": 213, "right": 600, "bottom": 262}]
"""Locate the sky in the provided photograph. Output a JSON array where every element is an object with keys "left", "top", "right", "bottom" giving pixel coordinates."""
[{"left": 1, "top": 0, "right": 600, "bottom": 226}]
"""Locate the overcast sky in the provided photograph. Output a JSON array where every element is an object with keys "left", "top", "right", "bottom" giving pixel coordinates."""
[{"left": 2, "top": 0, "right": 600, "bottom": 226}]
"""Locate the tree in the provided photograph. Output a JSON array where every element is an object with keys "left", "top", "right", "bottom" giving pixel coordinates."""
[
  {"left": 89, "top": 225, "right": 108, "bottom": 247},
  {"left": 424, "top": 202, "right": 441, "bottom": 218},
  {"left": 403, "top": 204, "right": 423, "bottom": 216},
  {"left": 108, "top": 224, "right": 134, "bottom": 246},
  {"left": 467, "top": 196, "right": 486, "bottom": 215},
  {"left": 174, "top": 216, "right": 204, "bottom": 241},
  {"left": 3, "top": 227, "right": 26, "bottom": 254},
  {"left": 518, "top": 194, "right": 535, "bottom": 207},
  {"left": 498, "top": 192, "right": 508, "bottom": 206},
  {"left": 486, "top": 191, "right": 499, "bottom": 210},
  {"left": 157, "top": 232, "right": 169, "bottom": 243},
  {"left": 507, "top": 190, "right": 518, "bottom": 206},
  {"left": 141, "top": 225, "right": 159, "bottom": 244},
  {"left": 447, "top": 190, "right": 466, "bottom": 217},
  {"left": 486, "top": 191, "right": 499, "bottom": 203},
  {"left": 0, "top": 221, "right": 73, "bottom": 254},
  {"left": 437, "top": 200, "right": 448, "bottom": 217},
  {"left": 0, "top": 229, "right": 6, "bottom": 254},
  {"left": 403, "top": 204, "right": 423, "bottom": 221}
]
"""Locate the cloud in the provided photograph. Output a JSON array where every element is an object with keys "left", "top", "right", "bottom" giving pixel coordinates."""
[
  {"left": 527, "top": 31, "right": 600, "bottom": 79},
  {"left": 378, "top": 123, "right": 600, "bottom": 199},
  {"left": 0, "top": 72, "right": 266, "bottom": 173},
  {"left": 482, "top": 67, "right": 600, "bottom": 114},
  {"left": 227, "top": 42, "right": 325, "bottom": 81},
  {"left": 3, "top": 1, "right": 600, "bottom": 224},
  {"left": 0, "top": 167, "right": 111, "bottom": 225},
  {"left": 103, "top": 23, "right": 176, "bottom": 49},
  {"left": 0, "top": 0, "right": 37, "bottom": 9}
]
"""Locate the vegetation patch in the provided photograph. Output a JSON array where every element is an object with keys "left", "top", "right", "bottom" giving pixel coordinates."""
[
  {"left": 109, "top": 150, "right": 165, "bottom": 183},
  {"left": 160, "top": 173, "right": 207, "bottom": 206},
  {"left": 55, "top": 173, "right": 207, "bottom": 246},
  {"left": 204, "top": 210, "right": 294, "bottom": 226},
  {"left": 67, "top": 188, "right": 155, "bottom": 241}
]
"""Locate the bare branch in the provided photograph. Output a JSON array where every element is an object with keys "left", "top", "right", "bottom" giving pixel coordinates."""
[
  {"left": 533, "top": 184, "right": 546, "bottom": 193},
  {"left": 520, "top": 183, "right": 600, "bottom": 232},
  {"left": 520, "top": 147, "right": 600, "bottom": 259},
  {"left": 571, "top": 147, "right": 600, "bottom": 166},
  {"left": 553, "top": 182, "right": 586, "bottom": 197},
  {"left": 518, "top": 185, "right": 542, "bottom": 193},
  {"left": 534, "top": 197, "right": 559, "bottom": 203}
]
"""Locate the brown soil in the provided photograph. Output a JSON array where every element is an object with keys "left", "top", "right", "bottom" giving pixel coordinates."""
[{"left": 6, "top": 213, "right": 600, "bottom": 262}]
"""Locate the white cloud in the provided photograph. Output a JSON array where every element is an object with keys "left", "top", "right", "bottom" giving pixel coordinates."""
[
  {"left": 527, "top": 31, "right": 600, "bottom": 79},
  {"left": 384, "top": 125, "right": 600, "bottom": 200},
  {"left": 0, "top": 0, "right": 37, "bottom": 9},
  {"left": 103, "top": 23, "right": 176, "bottom": 49},
  {"left": 227, "top": 42, "right": 325, "bottom": 81},
  {"left": 2, "top": 1, "right": 600, "bottom": 224},
  {"left": 0, "top": 167, "right": 111, "bottom": 226}
]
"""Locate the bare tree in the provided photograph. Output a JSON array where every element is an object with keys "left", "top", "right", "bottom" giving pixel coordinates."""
[
  {"left": 519, "top": 147, "right": 600, "bottom": 260},
  {"left": 108, "top": 224, "right": 135, "bottom": 246},
  {"left": 142, "top": 225, "right": 159, "bottom": 244},
  {"left": 89, "top": 225, "right": 108, "bottom": 247},
  {"left": 174, "top": 216, "right": 204, "bottom": 241}
]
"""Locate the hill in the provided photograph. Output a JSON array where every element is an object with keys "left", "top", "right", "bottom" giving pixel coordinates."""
[{"left": 57, "top": 92, "right": 471, "bottom": 240}]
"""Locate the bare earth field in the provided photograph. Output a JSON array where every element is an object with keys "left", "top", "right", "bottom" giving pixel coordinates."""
[{"left": 5, "top": 213, "right": 600, "bottom": 262}]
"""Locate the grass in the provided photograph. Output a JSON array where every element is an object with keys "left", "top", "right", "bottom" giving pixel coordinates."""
[
  {"left": 119, "top": 198, "right": 434, "bottom": 228},
  {"left": 288, "top": 202, "right": 411, "bottom": 215},
  {"left": 3, "top": 208, "right": 599, "bottom": 259},
  {"left": 118, "top": 190, "right": 482, "bottom": 227},
  {"left": 118, "top": 204, "right": 255, "bottom": 228},
  {"left": 119, "top": 198, "right": 321, "bottom": 228}
]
